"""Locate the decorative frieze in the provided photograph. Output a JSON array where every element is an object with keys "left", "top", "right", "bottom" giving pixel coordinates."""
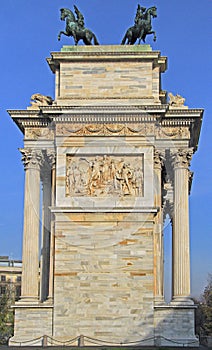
[
  {"left": 66, "top": 154, "right": 144, "bottom": 197},
  {"left": 156, "top": 126, "right": 190, "bottom": 139},
  {"left": 25, "top": 128, "right": 54, "bottom": 140},
  {"left": 57, "top": 122, "right": 155, "bottom": 136}
]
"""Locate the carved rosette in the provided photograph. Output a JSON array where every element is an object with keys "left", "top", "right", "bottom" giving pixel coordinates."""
[
  {"left": 20, "top": 148, "right": 44, "bottom": 171},
  {"left": 171, "top": 148, "right": 194, "bottom": 169}
]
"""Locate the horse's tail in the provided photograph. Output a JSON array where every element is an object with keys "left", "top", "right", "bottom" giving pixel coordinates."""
[{"left": 93, "top": 34, "right": 99, "bottom": 45}]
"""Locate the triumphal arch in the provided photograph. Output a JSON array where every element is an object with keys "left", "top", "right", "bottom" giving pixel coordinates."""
[{"left": 8, "top": 44, "right": 203, "bottom": 346}]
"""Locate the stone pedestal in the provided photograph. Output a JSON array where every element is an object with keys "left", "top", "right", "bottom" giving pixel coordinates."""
[{"left": 8, "top": 45, "right": 203, "bottom": 346}]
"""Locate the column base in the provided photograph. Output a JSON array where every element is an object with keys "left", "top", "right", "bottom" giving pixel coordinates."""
[
  {"left": 17, "top": 296, "right": 39, "bottom": 305},
  {"left": 171, "top": 296, "right": 194, "bottom": 306},
  {"left": 154, "top": 303, "right": 198, "bottom": 347},
  {"left": 10, "top": 303, "right": 53, "bottom": 346},
  {"left": 154, "top": 295, "right": 165, "bottom": 305},
  {"left": 154, "top": 336, "right": 199, "bottom": 347}
]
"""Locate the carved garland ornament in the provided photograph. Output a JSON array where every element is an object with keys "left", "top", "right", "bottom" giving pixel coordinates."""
[
  {"left": 57, "top": 123, "right": 154, "bottom": 136},
  {"left": 66, "top": 155, "right": 144, "bottom": 197},
  {"left": 25, "top": 128, "right": 54, "bottom": 140}
]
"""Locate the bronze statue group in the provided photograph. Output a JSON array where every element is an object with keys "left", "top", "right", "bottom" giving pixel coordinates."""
[{"left": 58, "top": 4, "right": 157, "bottom": 46}]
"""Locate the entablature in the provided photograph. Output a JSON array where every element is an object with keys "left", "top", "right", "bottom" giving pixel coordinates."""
[{"left": 8, "top": 105, "right": 203, "bottom": 150}]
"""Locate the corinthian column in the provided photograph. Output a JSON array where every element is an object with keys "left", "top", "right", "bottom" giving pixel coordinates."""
[
  {"left": 20, "top": 149, "right": 44, "bottom": 302},
  {"left": 172, "top": 148, "right": 193, "bottom": 303},
  {"left": 154, "top": 150, "right": 164, "bottom": 302}
]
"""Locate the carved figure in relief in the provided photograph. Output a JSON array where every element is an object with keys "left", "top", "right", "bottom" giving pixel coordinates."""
[
  {"left": 66, "top": 162, "right": 75, "bottom": 195},
  {"left": 66, "top": 155, "right": 144, "bottom": 197},
  {"left": 110, "top": 160, "right": 118, "bottom": 190},
  {"left": 117, "top": 163, "right": 134, "bottom": 195},
  {"left": 88, "top": 157, "right": 102, "bottom": 194},
  {"left": 73, "top": 165, "right": 82, "bottom": 193},
  {"left": 134, "top": 167, "right": 144, "bottom": 196},
  {"left": 101, "top": 155, "right": 111, "bottom": 183}
]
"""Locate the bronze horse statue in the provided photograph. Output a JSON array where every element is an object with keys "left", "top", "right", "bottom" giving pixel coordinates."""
[
  {"left": 121, "top": 6, "right": 157, "bottom": 45},
  {"left": 58, "top": 6, "right": 99, "bottom": 45}
]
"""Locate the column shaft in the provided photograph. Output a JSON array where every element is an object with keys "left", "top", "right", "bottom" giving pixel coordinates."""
[
  {"left": 48, "top": 152, "right": 56, "bottom": 301},
  {"left": 154, "top": 151, "right": 164, "bottom": 301},
  {"left": 20, "top": 150, "right": 43, "bottom": 301},
  {"left": 172, "top": 149, "right": 193, "bottom": 302},
  {"left": 40, "top": 171, "right": 52, "bottom": 301}
]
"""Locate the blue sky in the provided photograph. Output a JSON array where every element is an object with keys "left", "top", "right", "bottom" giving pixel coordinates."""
[{"left": 0, "top": 0, "right": 211, "bottom": 299}]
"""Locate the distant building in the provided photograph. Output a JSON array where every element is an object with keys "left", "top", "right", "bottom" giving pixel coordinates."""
[{"left": 0, "top": 256, "right": 22, "bottom": 300}]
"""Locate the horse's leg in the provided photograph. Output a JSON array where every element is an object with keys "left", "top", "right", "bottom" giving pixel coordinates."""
[
  {"left": 121, "top": 32, "right": 127, "bottom": 45},
  {"left": 83, "top": 32, "right": 92, "bottom": 45},
  {"left": 138, "top": 32, "right": 143, "bottom": 44},
  {"left": 72, "top": 32, "right": 78, "bottom": 45},
  {"left": 58, "top": 31, "right": 69, "bottom": 41},
  {"left": 152, "top": 31, "right": 157, "bottom": 41},
  {"left": 147, "top": 31, "right": 157, "bottom": 41},
  {"left": 127, "top": 30, "right": 133, "bottom": 45},
  {"left": 130, "top": 36, "right": 137, "bottom": 45},
  {"left": 138, "top": 29, "right": 144, "bottom": 44},
  {"left": 92, "top": 33, "right": 99, "bottom": 45}
]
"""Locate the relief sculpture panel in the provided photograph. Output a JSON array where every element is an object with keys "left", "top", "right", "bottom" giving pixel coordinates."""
[{"left": 66, "top": 155, "right": 144, "bottom": 197}]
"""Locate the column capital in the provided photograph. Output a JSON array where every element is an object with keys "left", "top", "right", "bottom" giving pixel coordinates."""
[
  {"left": 20, "top": 148, "right": 44, "bottom": 171},
  {"left": 46, "top": 149, "right": 56, "bottom": 169},
  {"left": 154, "top": 150, "right": 165, "bottom": 170},
  {"left": 171, "top": 148, "right": 194, "bottom": 169}
]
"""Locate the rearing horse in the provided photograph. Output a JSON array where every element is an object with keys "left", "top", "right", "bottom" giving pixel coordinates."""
[
  {"left": 121, "top": 6, "right": 157, "bottom": 45},
  {"left": 58, "top": 8, "right": 99, "bottom": 46}
]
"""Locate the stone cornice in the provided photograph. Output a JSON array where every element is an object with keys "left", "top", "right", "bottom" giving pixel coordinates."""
[
  {"left": 51, "top": 207, "right": 159, "bottom": 214},
  {"left": 165, "top": 108, "right": 204, "bottom": 118},
  {"left": 8, "top": 106, "right": 203, "bottom": 150},
  {"left": 41, "top": 104, "right": 168, "bottom": 114},
  {"left": 7, "top": 110, "right": 51, "bottom": 133},
  {"left": 8, "top": 105, "right": 203, "bottom": 118},
  {"left": 47, "top": 45, "right": 167, "bottom": 73}
]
